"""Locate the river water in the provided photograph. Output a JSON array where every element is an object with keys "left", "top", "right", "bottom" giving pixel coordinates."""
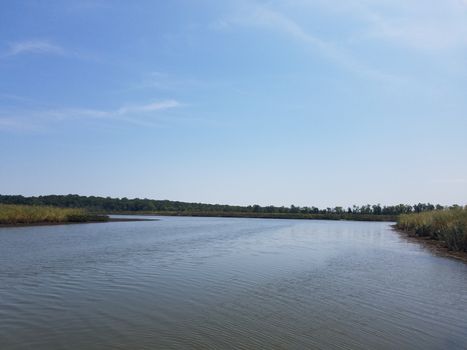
[{"left": 1, "top": 217, "right": 466, "bottom": 349}]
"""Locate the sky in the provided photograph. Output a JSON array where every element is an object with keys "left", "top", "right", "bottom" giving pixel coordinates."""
[{"left": 1, "top": 0, "right": 466, "bottom": 208}]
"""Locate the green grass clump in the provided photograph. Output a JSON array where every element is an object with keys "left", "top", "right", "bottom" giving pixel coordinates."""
[
  {"left": 397, "top": 207, "right": 467, "bottom": 251},
  {"left": 0, "top": 204, "right": 90, "bottom": 225}
]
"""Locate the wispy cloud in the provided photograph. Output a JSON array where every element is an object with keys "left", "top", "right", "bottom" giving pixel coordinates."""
[
  {"left": 2, "top": 39, "right": 102, "bottom": 62},
  {"left": 5, "top": 40, "right": 65, "bottom": 57},
  {"left": 119, "top": 71, "right": 233, "bottom": 95},
  {"left": 215, "top": 3, "right": 403, "bottom": 83},
  {"left": 116, "top": 100, "right": 180, "bottom": 114},
  {"left": 369, "top": 1, "right": 467, "bottom": 51},
  {"left": 292, "top": 0, "right": 467, "bottom": 52},
  {"left": 0, "top": 100, "right": 181, "bottom": 131}
]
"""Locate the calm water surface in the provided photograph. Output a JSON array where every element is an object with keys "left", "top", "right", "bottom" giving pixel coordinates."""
[{"left": 1, "top": 217, "right": 466, "bottom": 349}]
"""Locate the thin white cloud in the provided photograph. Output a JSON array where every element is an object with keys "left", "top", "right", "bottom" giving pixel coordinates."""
[
  {"left": 2, "top": 39, "right": 101, "bottom": 62},
  {"left": 42, "top": 100, "right": 180, "bottom": 120},
  {"left": 295, "top": 0, "right": 467, "bottom": 51},
  {"left": 120, "top": 72, "right": 225, "bottom": 93},
  {"left": 216, "top": 3, "right": 403, "bottom": 83},
  {"left": 116, "top": 100, "right": 180, "bottom": 115},
  {"left": 6, "top": 40, "right": 65, "bottom": 56},
  {"left": 0, "top": 100, "right": 181, "bottom": 131}
]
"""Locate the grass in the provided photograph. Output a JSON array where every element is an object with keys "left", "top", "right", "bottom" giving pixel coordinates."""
[
  {"left": 0, "top": 204, "right": 108, "bottom": 225},
  {"left": 396, "top": 207, "right": 467, "bottom": 251}
]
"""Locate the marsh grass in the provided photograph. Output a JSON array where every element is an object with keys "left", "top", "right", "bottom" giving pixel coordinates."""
[
  {"left": 397, "top": 208, "right": 467, "bottom": 251},
  {"left": 0, "top": 204, "right": 96, "bottom": 225}
]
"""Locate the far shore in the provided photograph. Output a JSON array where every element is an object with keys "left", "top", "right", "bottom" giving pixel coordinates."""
[{"left": 109, "top": 211, "right": 397, "bottom": 222}]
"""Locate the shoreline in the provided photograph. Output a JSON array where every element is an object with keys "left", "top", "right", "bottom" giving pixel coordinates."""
[
  {"left": 0, "top": 217, "right": 157, "bottom": 228},
  {"left": 393, "top": 225, "right": 467, "bottom": 263},
  {"left": 109, "top": 211, "right": 397, "bottom": 222}
]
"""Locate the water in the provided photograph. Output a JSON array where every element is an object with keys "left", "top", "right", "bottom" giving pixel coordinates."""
[{"left": 1, "top": 217, "right": 466, "bottom": 349}]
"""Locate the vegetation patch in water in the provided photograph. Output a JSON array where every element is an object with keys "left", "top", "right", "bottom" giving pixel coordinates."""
[{"left": 0, "top": 204, "right": 108, "bottom": 225}]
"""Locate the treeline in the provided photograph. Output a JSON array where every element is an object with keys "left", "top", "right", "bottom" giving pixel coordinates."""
[{"left": 0, "top": 194, "right": 455, "bottom": 217}]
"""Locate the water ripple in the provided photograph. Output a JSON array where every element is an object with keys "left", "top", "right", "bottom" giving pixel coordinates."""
[{"left": 1, "top": 217, "right": 466, "bottom": 349}]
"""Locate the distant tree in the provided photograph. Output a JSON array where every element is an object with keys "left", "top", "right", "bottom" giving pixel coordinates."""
[
  {"left": 290, "top": 205, "right": 300, "bottom": 213},
  {"left": 372, "top": 204, "right": 382, "bottom": 215}
]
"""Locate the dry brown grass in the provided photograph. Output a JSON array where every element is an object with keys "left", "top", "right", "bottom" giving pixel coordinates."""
[
  {"left": 0, "top": 204, "right": 86, "bottom": 225},
  {"left": 397, "top": 207, "right": 467, "bottom": 251}
]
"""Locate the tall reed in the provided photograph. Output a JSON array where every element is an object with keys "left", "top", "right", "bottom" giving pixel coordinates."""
[
  {"left": 0, "top": 204, "right": 86, "bottom": 225},
  {"left": 397, "top": 207, "right": 467, "bottom": 251}
]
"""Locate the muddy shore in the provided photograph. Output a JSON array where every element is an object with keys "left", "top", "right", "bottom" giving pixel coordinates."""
[
  {"left": 393, "top": 225, "right": 467, "bottom": 263},
  {"left": 0, "top": 217, "right": 157, "bottom": 228}
]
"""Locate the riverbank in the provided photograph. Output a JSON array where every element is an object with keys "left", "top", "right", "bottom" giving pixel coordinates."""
[
  {"left": 111, "top": 211, "right": 397, "bottom": 222},
  {"left": 394, "top": 225, "right": 467, "bottom": 263},
  {"left": 395, "top": 207, "right": 467, "bottom": 262},
  {"left": 0, "top": 217, "right": 156, "bottom": 228}
]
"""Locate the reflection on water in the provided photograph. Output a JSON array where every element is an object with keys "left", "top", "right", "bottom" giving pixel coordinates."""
[{"left": 1, "top": 217, "right": 466, "bottom": 349}]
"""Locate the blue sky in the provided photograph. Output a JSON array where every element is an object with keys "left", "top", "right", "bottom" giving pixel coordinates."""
[{"left": 1, "top": 0, "right": 466, "bottom": 207}]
